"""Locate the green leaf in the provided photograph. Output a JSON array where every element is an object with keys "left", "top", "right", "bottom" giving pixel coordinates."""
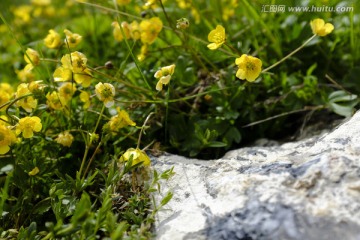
[
  {"left": 32, "top": 197, "right": 51, "bottom": 215},
  {"left": 328, "top": 90, "right": 359, "bottom": 117},
  {"left": 207, "top": 141, "right": 227, "bottom": 148},
  {"left": 71, "top": 192, "right": 91, "bottom": 224},
  {"left": 160, "top": 191, "right": 173, "bottom": 207}
]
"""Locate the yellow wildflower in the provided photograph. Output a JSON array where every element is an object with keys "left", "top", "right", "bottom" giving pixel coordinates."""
[
  {"left": 54, "top": 52, "right": 91, "bottom": 86},
  {"left": 177, "top": 0, "right": 192, "bottom": 9},
  {"left": 44, "top": 29, "right": 62, "bottom": 49},
  {"left": 154, "top": 64, "right": 176, "bottom": 91},
  {"left": 61, "top": 51, "right": 87, "bottom": 73},
  {"left": 58, "top": 82, "right": 76, "bottom": 101},
  {"left": 144, "top": 0, "right": 157, "bottom": 9},
  {"left": 16, "top": 69, "right": 35, "bottom": 82},
  {"left": 140, "top": 17, "right": 163, "bottom": 44},
  {"left": 31, "top": 0, "right": 50, "bottom": 6},
  {"left": 130, "top": 21, "right": 141, "bottom": 40},
  {"left": 28, "top": 167, "right": 40, "bottom": 176},
  {"left": 12, "top": 5, "right": 32, "bottom": 24},
  {"left": 55, "top": 131, "right": 74, "bottom": 147},
  {"left": 191, "top": 7, "right": 200, "bottom": 24},
  {"left": 24, "top": 48, "right": 40, "bottom": 71},
  {"left": 310, "top": 18, "right": 334, "bottom": 37},
  {"left": 95, "top": 82, "right": 115, "bottom": 108},
  {"left": 112, "top": 21, "right": 132, "bottom": 42},
  {"left": 0, "top": 83, "right": 14, "bottom": 111},
  {"left": 16, "top": 116, "right": 42, "bottom": 138},
  {"left": 0, "top": 125, "right": 17, "bottom": 154},
  {"left": 28, "top": 80, "right": 46, "bottom": 94},
  {"left": 0, "top": 116, "right": 9, "bottom": 126},
  {"left": 74, "top": 69, "right": 92, "bottom": 87},
  {"left": 235, "top": 54, "right": 262, "bottom": 82},
  {"left": 15, "top": 83, "right": 38, "bottom": 113},
  {"left": 64, "top": 29, "right": 82, "bottom": 48},
  {"left": 46, "top": 91, "right": 67, "bottom": 110},
  {"left": 53, "top": 66, "right": 72, "bottom": 82},
  {"left": 80, "top": 90, "right": 91, "bottom": 109},
  {"left": 120, "top": 148, "right": 151, "bottom": 166},
  {"left": 117, "top": 0, "right": 131, "bottom": 5},
  {"left": 137, "top": 44, "right": 148, "bottom": 62},
  {"left": 207, "top": 25, "right": 226, "bottom": 50},
  {"left": 109, "top": 107, "right": 136, "bottom": 132}
]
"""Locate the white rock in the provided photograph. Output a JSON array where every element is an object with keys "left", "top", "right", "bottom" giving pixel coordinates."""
[{"left": 153, "top": 111, "right": 360, "bottom": 240}]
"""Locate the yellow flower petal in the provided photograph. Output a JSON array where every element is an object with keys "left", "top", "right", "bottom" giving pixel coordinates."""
[
  {"left": 28, "top": 167, "right": 40, "bottom": 176},
  {"left": 310, "top": 18, "right": 334, "bottom": 37},
  {"left": 207, "top": 25, "right": 226, "bottom": 50}
]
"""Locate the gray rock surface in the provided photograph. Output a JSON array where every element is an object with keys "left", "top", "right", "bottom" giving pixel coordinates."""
[{"left": 152, "top": 111, "right": 360, "bottom": 240}]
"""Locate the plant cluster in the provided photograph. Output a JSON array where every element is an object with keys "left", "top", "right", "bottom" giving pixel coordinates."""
[{"left": 0, "top": 0, "right": 359, "bottom": 238}]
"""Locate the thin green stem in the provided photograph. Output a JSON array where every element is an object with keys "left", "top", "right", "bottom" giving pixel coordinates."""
[
  {"left": 242, "top": 105, "right": 325, "bottom": 128},
  {"left": 83, "top": 140, "right": 102, "bottom": 178},
  {"left": 137, "top": 112, "right": 155, "bottom": 149},
  {"left": 164, "top": 86, "right": 170, "bottom": 143},
  {"left": 79, "top": 105, "right": 105, "bottom": 178},
  {"left": 262, "top": 34, "right": 317, "bottom": 73}
]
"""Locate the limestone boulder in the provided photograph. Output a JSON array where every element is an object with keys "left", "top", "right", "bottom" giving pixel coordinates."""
[{"left": 152, "top": 111, "right": 360, "bottom": 240}]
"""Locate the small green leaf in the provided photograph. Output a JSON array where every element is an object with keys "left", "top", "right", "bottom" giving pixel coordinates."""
[
  {"left": 207, "top": 141, "right": 227, "bottom": 148},
  {"left": 160, "top": 191, "right": 173, "bottom": 207}
]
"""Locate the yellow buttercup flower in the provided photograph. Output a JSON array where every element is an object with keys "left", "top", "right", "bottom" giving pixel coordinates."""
[
  {"left": 112, "top": 21, "right": 132, "bottom": 42},
  {"left": 16, "top": 116, "right": 42, "bottom": 138},
  {"left": 61, "top": 51, "right": 87, "bottom": 73},
  {"left": 28, "top": 81, "right": 46, "bottom": 94},
  {"left": 207, "top": 25, "right": 225, "bottom": 50},
  {"left": 116, "top": 0, "right": 131, "bottom": 5},
  {"left": 137, "top": 44, "right": 148, "bottom": 62},
  {"left": 74, "top": 69, "right": 92, "bottom": 88},
  {"left": 31, "top": 0, "right": 50, "bottom": 6},
  {"left": 177, "top": 0, "right": 192, "bottom": 9},
  {"left": 58, "top": 82, "right": 76, "bottom": 101},
  {"left": 0, "top": 83, "right": 14, "bottom": 111},
  {"left": 95, "top": 82, "right": 115, "bottom": 108},
  {"left": 130, "top": 21, "right": 141, "bottom": 40},
  {"left": 109, "top": 107, "right": 136, "bottom": 132},
  {"left": 119, "top": 148, "right": 151, "bottom": 166},
  {"left": 44, "top": 29, "right": 62, "bottom": 49},
  {"left": 0, "top": 125, "right": 17, "bottom": 154},
  {"left": 12, "top": 5, "right": 32, "bottom": 24},
  {"left": 53, "top": 66, "right": 72, "bottom": 82},
  {"left": 15, "top": 83, "right": 38, "bottom": 113},
  {"left": 55, "top": 131, "right": 74, "bottom": 147},
  {"left": 16, "top": 68, "right": 35, "bottom": 82},
  {"left": 46, "top": 91, "right": 67, "bottom": 110},
  {"left": 310, "top": 18, "right": 334, "bottom": 37},
  {"left": 24, "top": 48, "right": 40, "bottom": 71},
  {"left": 154, "top": 64, "right": 176, "bottom": 91},
  {"left": 235, "top": 54, "right": 262, "bottom": 82},
  {"left": 80, "top": 90, "right": 91, "bottom": 109},
  {"left": 0, "top": 116, "right": 9, "bottom": 126},
  {"left": 54, "top": 52, "right": 92, "bottom": 87},
  {"left": 64, "top": 29, "right": 82, "bottom": 48},
  {"left": 140, "top": 17, "right": 163, "bottom": 44}
]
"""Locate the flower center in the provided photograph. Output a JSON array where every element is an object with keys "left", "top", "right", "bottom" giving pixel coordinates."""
[
  {"left": 101, "top": 88, "right": 112, "bottom": 98},
  {"left": 246, "top": 62, "right": 255, "bottom": 71},
  {"left": 214, "top": 33, "right": 224, "bottom": 43}
]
